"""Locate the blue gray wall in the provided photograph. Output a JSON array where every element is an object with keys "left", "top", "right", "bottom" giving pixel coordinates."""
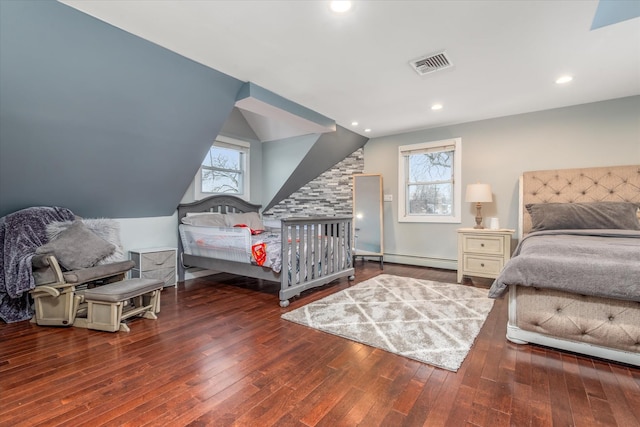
[
  {"left": 0, "top": 1, "right": 366, "bottom": 220},
  {"left": 364, "top": 95, "right": 640, "bottom": 270},
  {"left": 0, "top": 0, "right": 243, "bottom": 218}
]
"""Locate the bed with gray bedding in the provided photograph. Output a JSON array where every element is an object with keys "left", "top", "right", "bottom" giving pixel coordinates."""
[
  {"left": 489, "top": 229, "right": 640, "bottom": 302},
  {"left": 490, "top": 165, "right": 640, "bottom": 366}
]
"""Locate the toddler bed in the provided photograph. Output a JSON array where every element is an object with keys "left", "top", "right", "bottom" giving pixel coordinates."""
[
  {"left": 489, "top": 164, "right": 640, "bottom": 366},
  {"left": 177, "top": 195, "right": 354, "bottom": 307}
]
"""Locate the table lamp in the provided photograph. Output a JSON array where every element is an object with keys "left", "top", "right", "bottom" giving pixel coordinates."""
[{"left": 465, "top": 183, "right": 493, "bottom": 229}]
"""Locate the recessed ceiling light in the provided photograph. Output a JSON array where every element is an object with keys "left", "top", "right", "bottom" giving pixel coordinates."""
[
  {"left": 431, "top": 104, "right": 443, "bottom": 110},
  {"left": 330, "top": 1, "right": 352, "bottom": 13},
  {"left": 555, "top": 75, "right": 573, "bottom": 84},
  {"left": 351, "top": 121, "right": 358, "bottom": 126},
  {"left": 364, "top": 128, "right": 371, "bottom": 133}
]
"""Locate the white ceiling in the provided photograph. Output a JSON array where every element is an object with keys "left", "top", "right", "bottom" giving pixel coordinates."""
[{"left": 61, "top": 0, "right": 640, "bottom": 138}]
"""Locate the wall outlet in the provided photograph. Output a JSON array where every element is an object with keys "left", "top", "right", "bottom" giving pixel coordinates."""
[{"left": 383, "top": 194, "right": 393, "bottom": 202}]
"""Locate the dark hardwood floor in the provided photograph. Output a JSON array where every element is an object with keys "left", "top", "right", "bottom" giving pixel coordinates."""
[{"left": 1, "top": 262, "right": 639, "bottom": 427}]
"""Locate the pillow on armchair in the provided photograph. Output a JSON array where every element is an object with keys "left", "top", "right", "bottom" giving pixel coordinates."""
[
  {"left": 45, "top": 218, "right": 125, "bottom": 264},
  {"left": 36, "top": 220, "right": 115, "bottom": 270}
]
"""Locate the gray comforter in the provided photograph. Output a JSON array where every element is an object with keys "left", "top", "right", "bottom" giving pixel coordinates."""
[{"left": 488, "top": 229, "right": 640, "bottom": 302}]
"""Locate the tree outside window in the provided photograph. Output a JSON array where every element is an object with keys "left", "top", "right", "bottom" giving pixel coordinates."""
[
  {"left": 201, "top": 145, "right": 243, "bottom": 194},
  {"left": 195, "top": 137, "right": 250, "bottom": 200},
  {"left": 407, "top": 150, "right": 453, "bottom": 215},
  {"left": 398, "top": 138, "right": 461, "bottom": 223}
]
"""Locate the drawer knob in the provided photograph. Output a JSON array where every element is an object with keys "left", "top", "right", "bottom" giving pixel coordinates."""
[
  {"left": 481, "top": 263, "right": 485, "bottom": 267},
  {"left": 481, "top": 243, "right": 485, "bottom": 247}
]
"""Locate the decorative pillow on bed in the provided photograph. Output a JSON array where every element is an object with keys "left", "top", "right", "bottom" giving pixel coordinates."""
[
  {"left": 225, "top": 212, "right": 265, "bottom": 231},
  {"left": 526, "top": 202, "right": 640, "bottom": 232},
  {"left": 36, "top": 220, "right": 116, "bottom": 270},
  {"left": 181, "top": 213, "right": 227, "bottom": 227}
]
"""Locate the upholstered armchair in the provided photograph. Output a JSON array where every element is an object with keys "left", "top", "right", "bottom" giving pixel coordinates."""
[
  {"left": 1, "top": 207, "right": 159, "bottom": 330},
  {"left": 28, "top": 217, "right": 135, "bottom": 327},
  {"left": 30, "top": 254, "right": 134, "bottom": 327}
]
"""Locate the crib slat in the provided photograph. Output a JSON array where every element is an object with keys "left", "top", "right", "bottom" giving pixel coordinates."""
[
  {"left": 307, "top": 224, "right": 313, "bottom": 280},
  {"left": 315, "top": 225, "right": 320, "bottom": 272},
  {"left": 300, "top": 225, "right": 307, "bottom": 285},
  {"left": 290, "top": 225, "right": 298, "bottom": 285},
  {"left": 282, "top": 224, "right": 290, "bottom": 288},
  {"left": 321, "top": 225, "right": 327, "bottom": 276},
  {"left": 331, "top": 224, "right": 340, "bottom": 273},
  {"left": 338, "top": 222, "right": 343, "bottom": 268},
  {"left": 325, "top": 223, "right": 332, "bottom": 273}
]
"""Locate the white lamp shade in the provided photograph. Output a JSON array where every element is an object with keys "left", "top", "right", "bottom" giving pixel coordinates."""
[{"left": 465, "top": 183, "right": 493, "bottom": 203}]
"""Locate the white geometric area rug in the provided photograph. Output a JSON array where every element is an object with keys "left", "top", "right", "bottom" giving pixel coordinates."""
[{"left": 281, "top": 274, "right": 494, "bottom": 372}]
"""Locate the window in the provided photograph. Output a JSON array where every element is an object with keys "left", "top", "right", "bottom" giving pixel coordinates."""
[
  {"left": 195, "top": 136, "right": 250, "bottom": 200},
  {"left": 398, "top": 138, "right": 461, "bottom": 223}
]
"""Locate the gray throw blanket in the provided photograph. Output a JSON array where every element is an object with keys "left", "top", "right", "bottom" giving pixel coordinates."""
[
  {"left": 0, "top": 206, "right": 75, "bottom": 323},
  {"left": 488, "top": 229, "right": 640, "bottom": 302}
]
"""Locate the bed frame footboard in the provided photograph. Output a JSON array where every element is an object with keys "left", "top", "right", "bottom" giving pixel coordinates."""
[
  {"left": 278, "top": 216, "right": 355, "bottom": 307},
  {"left": 507, "top": 284, "right": 640, "bottom": 367}
]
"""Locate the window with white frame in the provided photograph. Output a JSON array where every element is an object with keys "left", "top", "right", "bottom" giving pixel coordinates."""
[
  {"left": 195, "top": 136, "right": 250, "bottom": 200},
  {"left": 398, "top": 138, "right": 461, "bottom": 223}
]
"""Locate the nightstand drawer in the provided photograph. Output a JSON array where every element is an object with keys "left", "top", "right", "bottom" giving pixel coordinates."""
[
  {"left": 131, "top": 250, "right": 175, "bottom": 271},
  {"left": 462, "top": 235, "right": 504, "bottom": 255},
  {"left": 131, "top": 267, "right": 176, "bottom": 288},
  {"left": 462, "top": 255, "right": 503, "bottom": 276},
  {"left": 457, "top": 228, "right": 514, "bottom": 283}
]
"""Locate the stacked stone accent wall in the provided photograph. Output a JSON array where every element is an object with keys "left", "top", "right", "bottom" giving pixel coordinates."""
[{"left": 263, "top": 148, "right": 364, "bottom": 219}]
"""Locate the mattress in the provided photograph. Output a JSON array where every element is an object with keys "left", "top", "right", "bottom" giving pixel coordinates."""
[
  {"left": 179, "top": 223, "right": 346, "bottom": 278},
  {"left": 179, "top": 224, "right": 283, "bottom": 267}
]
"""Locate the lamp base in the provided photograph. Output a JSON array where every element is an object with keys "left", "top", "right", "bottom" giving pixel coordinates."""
[{"left": 474, "top": 203, "right": 484, "bottom": 229}]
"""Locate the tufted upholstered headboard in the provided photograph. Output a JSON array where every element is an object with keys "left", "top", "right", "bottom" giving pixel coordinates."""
[{"left": 519, "top": 164, "right": 640, "bottom": 237}]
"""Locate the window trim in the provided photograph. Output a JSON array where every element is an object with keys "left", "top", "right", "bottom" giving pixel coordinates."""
[
  {"left": 195, "top": 135, "right": 250, "bottom": 201},
  {"left": 397, "top": 137, "right": 462, "bottom": 223}
]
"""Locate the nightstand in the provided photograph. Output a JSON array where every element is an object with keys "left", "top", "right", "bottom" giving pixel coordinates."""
[
  {"left": 129, "top": 247, "right": 177, "bottom": 288},
  {"left": 457, "top": 228, "right": 515, "bottom": 283}
]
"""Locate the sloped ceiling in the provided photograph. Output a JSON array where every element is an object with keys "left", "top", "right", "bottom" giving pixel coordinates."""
[
  {"left": 591, "top": 0, "right": 640, "bottom": 29},
  {"left": 235, "top": 82, "right": 336, "bottom": 142},
  {"left": 239, "top": 109, "right": 325, "bottom": 142},
  {"left": 263, "top": 125, "right": 368, "bottom": 212},
  {"left": 0, "top": 0, "right": 243, "bottom": 218},
  {"left": 58, "top": 1, "right": 640, "bottom": 138},
  {"left": 231, "top": 83, "right": 367, "bottom": 212},
  {"left": 0, "top": 1, "right": 367, "bottom": 219}
]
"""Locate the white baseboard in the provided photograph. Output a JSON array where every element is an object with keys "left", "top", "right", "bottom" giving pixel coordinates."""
[{"left": 382, "top": 254, "right": 457, "bottom": 271}]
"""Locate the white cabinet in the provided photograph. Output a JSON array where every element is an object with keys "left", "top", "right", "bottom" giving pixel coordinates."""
[
  {"left": 457, "top": 228, "right": 514, "bottom": 283},
  {"left": 129, "top": 247, "right": 177, "bottom": 288}
]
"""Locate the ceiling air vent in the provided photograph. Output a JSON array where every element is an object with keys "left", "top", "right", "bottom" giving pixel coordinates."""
[{"left": 409, "top": 51, "right": 452, "bottom": 76}]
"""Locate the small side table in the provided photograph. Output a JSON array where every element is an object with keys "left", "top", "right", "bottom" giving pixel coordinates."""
[
  {"left": 457, "top": 228, "right": 515, "bottom": 283},
  {"left": 129, "top": 247, "right": 177, "bottom": 288}
]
